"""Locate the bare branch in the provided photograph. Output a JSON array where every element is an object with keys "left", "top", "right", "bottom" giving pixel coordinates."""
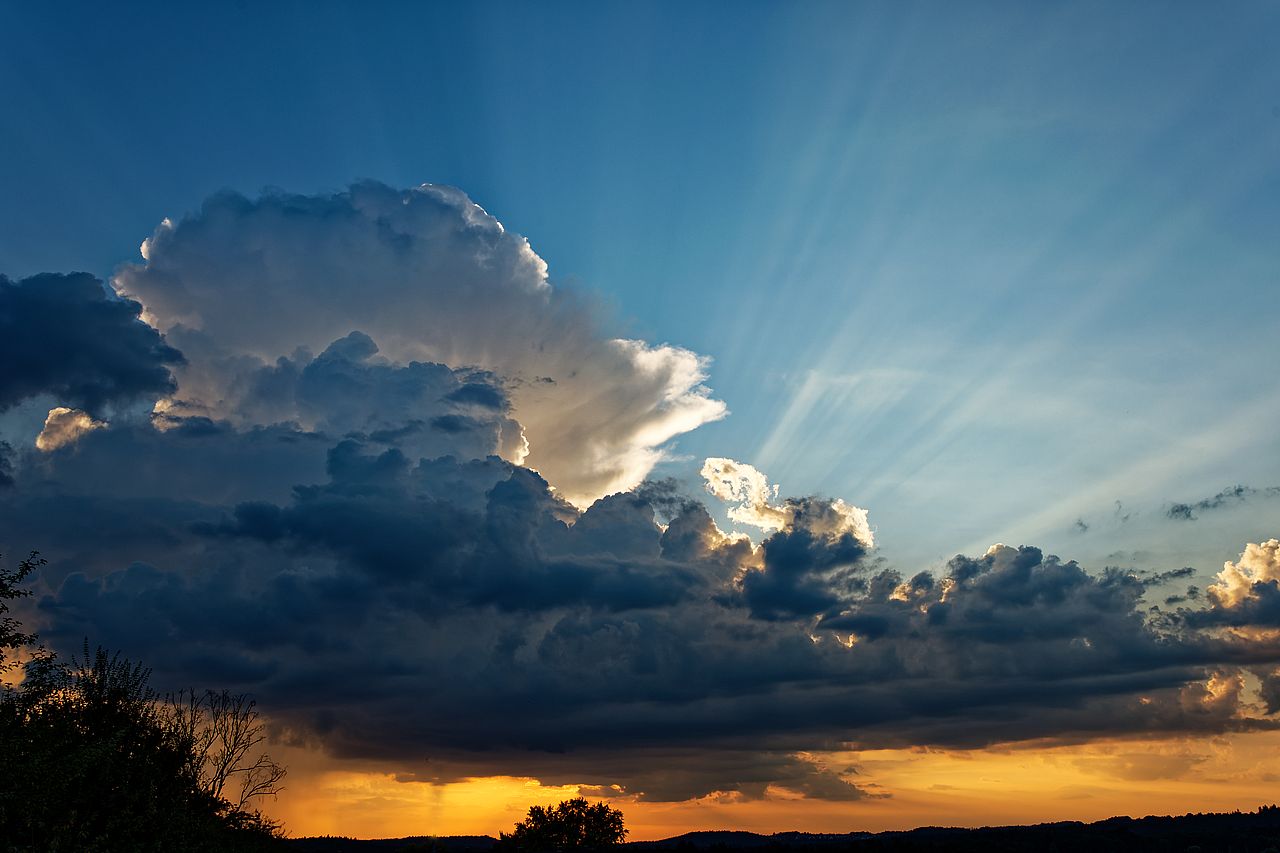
[{"left": 160, "top": 687, "right": 285, "bottom": 809}]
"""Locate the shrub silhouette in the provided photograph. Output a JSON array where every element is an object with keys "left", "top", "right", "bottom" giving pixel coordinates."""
[
  {"left": 0, "top": 552, "right": 285, "bottom": 851},
  {"left": 498, "top": 797, "right": 627, "bottom": 851}
]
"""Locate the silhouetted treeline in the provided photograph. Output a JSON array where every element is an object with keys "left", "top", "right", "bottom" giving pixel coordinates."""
[
  {"left": 290, "top": 807, "right": 1280, "bottom": 853},
  {"left": 1, "top": 552, "right": 286, "bottom": 852}
]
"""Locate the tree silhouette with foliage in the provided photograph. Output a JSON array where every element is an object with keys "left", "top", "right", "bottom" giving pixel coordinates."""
[
  {"left": 0, "top": 552, "right": 286, "bottom": 851},
  {"left": 0, "top": 551, "right": 43, "bottom": 667},
  {"left": 498, "top": 798, "right": 627, "bottom": 852}
]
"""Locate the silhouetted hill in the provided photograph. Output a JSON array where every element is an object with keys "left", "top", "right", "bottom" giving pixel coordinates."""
[{"left": 287, "top": 806, "right": 1280, "bottom": 853}]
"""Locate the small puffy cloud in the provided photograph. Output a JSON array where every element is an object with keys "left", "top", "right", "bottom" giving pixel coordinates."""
[
  {"left": 114, "top": 183, "right": 725, "bottom": 504},
  {"left": 35, "top": 407, "right": 106, "bottom": 451},
  {"left": 702, "top": 457, "right": 784, "bottom": 529},
  {"left": 701, "top": 457, "right": 872, "bottom": 547},
  {"left": 0, "top": 272, "right": 182, "bottom": 414}
]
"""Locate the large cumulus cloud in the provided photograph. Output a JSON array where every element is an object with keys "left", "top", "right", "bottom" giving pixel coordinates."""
[
  {"left": 4, "top": 184, "right": 1280, "bottom": 804},
  {"left": 113, "top": 183, "right": 725, "bottom": 504}
]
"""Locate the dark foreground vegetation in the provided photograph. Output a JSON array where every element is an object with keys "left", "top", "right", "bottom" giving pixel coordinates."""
[
  {"left": 292, "top": 806, "right": 1280, "bottom": 853},
  {"left": 1, "top": 552, "right": 286, "bottom": 852}
]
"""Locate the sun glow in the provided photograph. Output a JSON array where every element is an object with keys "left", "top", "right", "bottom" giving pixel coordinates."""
[{"left": 265, "top": 731, "right": 1280, "bottom": 840}]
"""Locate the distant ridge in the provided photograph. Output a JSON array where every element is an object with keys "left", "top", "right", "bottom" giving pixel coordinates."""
[
  {"left": 288, "top": 806, "right": 1280, "bottom": 852},
  {"left": 626, "top": 830, "right": 872, "bottom": 849},
  {"left": 289, "top": 835, "right": 496, "bottom": 852}
]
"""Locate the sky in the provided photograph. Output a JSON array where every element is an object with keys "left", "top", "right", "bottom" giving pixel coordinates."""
[{"left": 2, "top": 0, "right": 1280, "bottom": 840}]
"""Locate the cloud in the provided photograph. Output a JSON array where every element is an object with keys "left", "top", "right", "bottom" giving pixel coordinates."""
[
  {"left": 1207, "top": 539, "right": 1280, "bottom": 610},
  {"left": 1169, "top": 540, "right": 1280, "bottom": 632},
  {"left": 1258, "top": 668, "right": 1280, "bottom": 715},
  {"left": 698, "top": 458, "right": 876, "bottom": 620},
  {"left": 113, "top": 183, "right": 725, "bottom": 504},
  {"left": 0, "top": 272, "right": 182, "bottom": 415},
  {"left": 215, "top": 330, "right": 526, "bottom": 464},
  {"left": 1135, "top": 566, "right": 1197, "bottom": 586},
  {"left": 1166, "top": 485, "right": 1280, "bottom": 521},
  {"left": 702, "top": 457, "right": 782, "bottom": 529},
  {"left": 701, "top": 457, "right": 872, "bottom": 547},
  {"left": 1073, "top": 750, "right": 1207, "bottom": 782},
  {"left": 564, "top": 751, "right": 880, "bottom": 803},
  {"left": 35, "top": 407, "right": 106, "bottom": 451},
  {"left": 6, "top": 183, "right": 1280, "bottom": 804},
  {"left": 14, "top": 410, "right": 1280, "bottom": 799}
]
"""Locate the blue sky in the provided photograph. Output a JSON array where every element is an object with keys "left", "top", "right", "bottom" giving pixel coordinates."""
[{"left": 3, "top": 0, "right": 1278, "bottom": 574}]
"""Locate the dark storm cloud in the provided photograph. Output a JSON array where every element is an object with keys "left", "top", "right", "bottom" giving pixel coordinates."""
[
  {"left": 16, "top": 407, "right": 1280, "bottom": 801},
  {"left": 0, "top": 273, "right": 182, "bottom": 413},
  {"left": 23, "top": 417, "right": 329, "bottom": 505},
  {"left": 1183, "top": 584, "right": 1280, "bottom": 629},
  {"left": 446, "top": 381, "right": 509, "bottom": 410},
  {"left": 0, "top": 329, "right": 513, "bottom": 581},
  {"left": 199, "top": 451, "right": 700, "bottom": 612},
  {"left": 1166, "top": 484, "right": 1280, "bottom": 521},
  {"left": 744, "top": 520, "right": 867, "bottom": 620}
]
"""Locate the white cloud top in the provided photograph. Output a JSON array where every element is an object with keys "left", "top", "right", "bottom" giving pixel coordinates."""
[
  {"left": 1211, "top": 539, "right": 1280, "bottom": 608},
  {"left": 115, "top": 183, "right": 725, "bottom": 504}
]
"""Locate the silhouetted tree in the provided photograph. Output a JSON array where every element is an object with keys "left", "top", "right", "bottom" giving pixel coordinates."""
[
  {"left": 0, "top": 551, "right": 43, "bottom": 667},
  {"left": 0, "top": 552, "right": 285, "bottom": 851},
  {"left": 498, "top": 798, "right": 627, "bottom": 852},
  {"left": 165, "top": 687, "right": 288, "bottom": 812}
]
